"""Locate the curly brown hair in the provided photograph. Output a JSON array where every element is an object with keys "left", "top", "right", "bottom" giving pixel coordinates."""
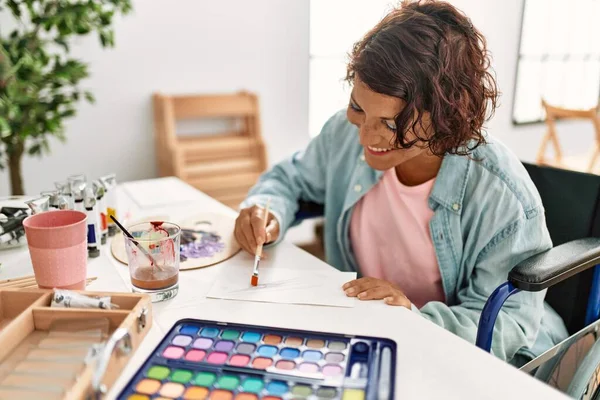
[{"left": 346, "top": 0, "right": 499, "bottom": 156}]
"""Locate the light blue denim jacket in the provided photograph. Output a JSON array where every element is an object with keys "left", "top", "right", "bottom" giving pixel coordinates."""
[{"left": 242, "top": 110, "right": 568, "bottom": 362}]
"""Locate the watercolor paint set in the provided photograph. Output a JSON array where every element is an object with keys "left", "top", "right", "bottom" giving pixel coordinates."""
[{"left": 118, "top": 318, "right": 396, "bottom": 400}]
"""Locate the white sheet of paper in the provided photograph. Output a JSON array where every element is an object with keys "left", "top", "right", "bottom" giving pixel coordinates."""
[
  {"left": 122, "top": 177, "right": 202, "bottom": 208},
  {"left": 206, "top": 264, "right": 357, "bottom": 308}
]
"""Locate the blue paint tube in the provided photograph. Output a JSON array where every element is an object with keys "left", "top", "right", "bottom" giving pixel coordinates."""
[
  {"left": 92, "top": 180, "right": 108, "bottom": 245},
  {"left": 84, "top": 187, "right": 101, "bottom": 258}
]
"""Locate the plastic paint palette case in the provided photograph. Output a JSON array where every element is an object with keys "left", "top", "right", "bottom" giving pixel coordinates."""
[{"left": 118, "top": 318, "right": 397, "bottom": 400}]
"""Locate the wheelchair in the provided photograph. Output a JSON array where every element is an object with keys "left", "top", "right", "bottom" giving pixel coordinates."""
[{"left": 294, "top": 162, "right": 600, "bottom": 399}]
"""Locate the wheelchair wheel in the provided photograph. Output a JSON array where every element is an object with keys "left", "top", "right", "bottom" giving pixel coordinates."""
[
  {"left": 566, "top": 335, "right": 600, "bottom": 399},
  {"left": 534, "top": 331, "right": 597, "bottom": 394}
]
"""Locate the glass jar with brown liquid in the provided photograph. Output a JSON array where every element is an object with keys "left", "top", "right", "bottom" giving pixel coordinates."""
[{"left": 123, "top": 221, "right": 181, "bottom": 302}]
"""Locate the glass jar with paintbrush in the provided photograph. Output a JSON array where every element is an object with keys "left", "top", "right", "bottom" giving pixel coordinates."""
[{"left": 111, "top": 216, "right": 181, "bottom": 302}]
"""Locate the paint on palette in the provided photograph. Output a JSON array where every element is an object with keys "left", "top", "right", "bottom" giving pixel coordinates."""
[
  {"left": 241, "top": 331, "right": 261, "bottom": 342},
  {"left": 185, "top": 349, "right": 206, "bottom": 362},
  {"left": 179, "top": 221, "right": 225, "bottom": 261},
  {"left": 118, "top": 319, "right": 397, "bottom": 400}
]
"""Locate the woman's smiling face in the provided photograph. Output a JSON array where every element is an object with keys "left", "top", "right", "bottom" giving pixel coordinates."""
[{"left": 346, "top": 75, "right": 432, "bottom": 171}]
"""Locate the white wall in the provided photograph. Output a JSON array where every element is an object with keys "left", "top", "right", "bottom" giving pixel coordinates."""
[
  {"left": 0, "top": 0, "right": 594, "bottom": 197},
  {"left": 0, "top": 0, "right": 310, "bottom": 196},
  {"left": 450, "top": 0, "right": 594, "bottom": 161}
]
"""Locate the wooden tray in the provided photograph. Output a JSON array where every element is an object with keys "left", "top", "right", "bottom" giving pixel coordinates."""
[{"left": 0, "top": 289, "right": 152, "bottom": 399}]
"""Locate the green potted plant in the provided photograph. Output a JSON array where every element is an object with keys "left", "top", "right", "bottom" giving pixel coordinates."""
[{"left": 0, "top": 0, "right": 132, "bottom": 195}]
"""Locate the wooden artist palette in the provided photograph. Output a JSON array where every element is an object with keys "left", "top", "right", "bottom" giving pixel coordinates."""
[
  {"left": 0, "top": 288, "right": 152, "bottom": 399},
  {"left": 111, "top": 213, "right": 241, "bottom": 271}
]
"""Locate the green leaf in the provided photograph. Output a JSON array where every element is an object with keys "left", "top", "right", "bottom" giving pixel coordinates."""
[
  {"left": 100, "top": 11, "right": 114, "bottom": 26},
  {"left": 84, "top": 91, "right": 95, "bottom": 103},
  {"left": 59, "top": 109, "right": 76, "bottom": 118},
  {"left": 7, "top": 0, "right": 21, "bottom": 18},
  {"left": 99, "top": 31, "right": 108, "bottom": 47},
  {"left": 55, "top": 39, "right": 69, "bottom": 52},
  {"left": 28, "top": 143, "right": 41, "bottom": 156},
  {"left": 0, "top": 117, "right": 10, "bottom": 138}
]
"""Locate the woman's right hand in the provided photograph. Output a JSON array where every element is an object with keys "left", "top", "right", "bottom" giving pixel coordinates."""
[{"left": 234, "top": 204, "right": 280, "bottom": 255}]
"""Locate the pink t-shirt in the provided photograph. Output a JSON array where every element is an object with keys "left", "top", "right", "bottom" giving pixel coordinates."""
[{"left": 350, "top": 168, "right": 445, "bottom": 308}]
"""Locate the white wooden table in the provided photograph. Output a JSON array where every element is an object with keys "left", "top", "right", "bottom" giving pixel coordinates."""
[{"left": 0, "top": 177, "right": 568, "bottom": 399}]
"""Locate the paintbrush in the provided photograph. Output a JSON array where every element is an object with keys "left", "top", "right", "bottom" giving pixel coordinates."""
[
  {"left": 109, "top": 215, "right": 165, "bottom": 272},
  {"left": 251, "top": 199, "right": 271, "bottom": 287}
]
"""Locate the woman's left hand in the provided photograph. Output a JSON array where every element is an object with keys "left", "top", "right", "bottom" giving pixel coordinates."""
[{"left": 342, "top": 277, "right": 411, "bottom": 308}]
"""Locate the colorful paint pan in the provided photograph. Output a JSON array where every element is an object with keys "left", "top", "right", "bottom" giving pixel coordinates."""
[
  {"left": 280, "top": 347, "right": 300, "bottom": 359},
  {"left": 207, "top": 352, "right": 228, "bottom": 364},
  {"left": 257, "top": 345, "right": 278, "bottom": 357},
  {"left": 200, "top": 327, "right": 220, "bottom": 337},
  {"left": 241, "top": 331, "right": 261, "bottom": 342},
  {"left": 193, "top": 371, "right": 216, "bottom": 386},
  {"left": 263, "top": 334, "right": 282, "bottom": 345},
  {"left": 185, "top": 349, "right": 206, "bottom": 362},
  {"left": 241, "top": 377, "right": 264, "bottom": 393},
  {"left": 118, "top": 318, "right": 397, "bottom": 400},
  {"left": 221, "top": 329, "right": 240, "bottom": 340},
  {"left": 183, "top": 386, "right": 209, "bottom": 400},
  {"left": 180, "top": 325, "right": 200, "bottom": 335},
  {"left": 236, "top": 343, "right": 255, "bottom": 354},
  {"left": 172, "top": 335, "right": 193, "bottom": 346},
  {"left": 229, "top": 354, "right": 250, "bottom": 367},
  {"left": 162, "top": 346, "right": 184, "bottom": 359}
]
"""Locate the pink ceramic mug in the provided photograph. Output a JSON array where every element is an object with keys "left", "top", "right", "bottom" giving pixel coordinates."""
[{"left": 23, "top": 210, "right": 88, "bottom": 290}]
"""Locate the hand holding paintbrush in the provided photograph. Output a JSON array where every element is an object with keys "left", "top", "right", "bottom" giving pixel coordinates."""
[{"left": 250, "top": 199, "right": 271, "bottom": 287}]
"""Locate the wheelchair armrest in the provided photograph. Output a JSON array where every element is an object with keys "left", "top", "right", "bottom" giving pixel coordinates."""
[{"left": 508, "top": 237, "right": 600, "bottom": 291}]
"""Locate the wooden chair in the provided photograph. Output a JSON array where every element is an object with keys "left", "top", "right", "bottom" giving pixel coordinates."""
[
  {"left": 538, "top": 100, "right": 600, "bottom": 173},
  {"left": 153, "top": 91, "right": 268, "bottom": 209}
]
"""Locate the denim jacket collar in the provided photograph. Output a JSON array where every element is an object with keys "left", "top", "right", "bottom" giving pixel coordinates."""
[{"left": 429, "top": 154, "right": 471, "bottom": 214}]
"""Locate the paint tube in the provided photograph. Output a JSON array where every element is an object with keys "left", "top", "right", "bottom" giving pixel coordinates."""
[
  {"left": 100, "top": 174, "right": 117, "bottom": 236},
  {"left": 54, "top": 181, "right": 74, "bottom": 209},
  {"left": 51, "top": 290, "right": 117, "bottom": 310},
  {"left": 25, "top": 196, "right": 50, "bottom": 215},
  {"left": 41, "top": 190, "right": 60, "bottom": 210},
  {"left": 0, "top": 228, "right": 26, "bottom": 246},
  {"left": 71, "top": 181, "right": 87, "bottom": 214},
  {"left": 84, "top": 188, "right": 101, "bottom": 258},
  {"left": 56, "top": 195, "right": 70, "bottom": 210},
  {"left": 69, "top": 174, "right": 87, "bottom": 213},
  {"left": 92, "top": 180, "right": 108, "bottom": 245},
  {"left": 0, "top": 209, "right": 28, "bottom": 235}
]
